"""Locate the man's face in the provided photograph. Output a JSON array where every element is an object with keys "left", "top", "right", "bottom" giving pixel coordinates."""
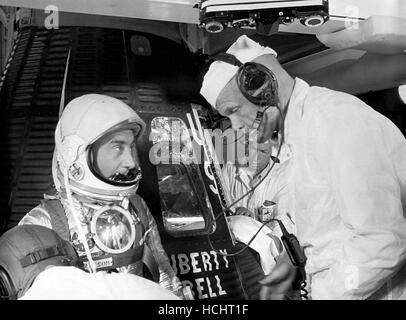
[
  {"left": 252, "top": 140, "right": 273, "bottom": 174},
  {"left": 93, "top": 129, "right": 139, "bottom": 179},
  {"left": 215, "top": 76, "right": 275, "bottom": 143}
]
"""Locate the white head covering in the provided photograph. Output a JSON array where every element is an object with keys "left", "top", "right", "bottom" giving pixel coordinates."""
[{"left": 200, "top": 35, "right": 277, "bottom": 108}]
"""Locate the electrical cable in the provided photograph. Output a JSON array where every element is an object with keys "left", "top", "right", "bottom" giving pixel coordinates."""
[{"left": 207, "top": 102, "right": 285, "bottom": 258}]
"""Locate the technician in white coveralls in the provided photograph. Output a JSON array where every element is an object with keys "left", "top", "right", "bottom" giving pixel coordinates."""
[{"left": 201, "top": 35, "right": 406, "bottom": 299}]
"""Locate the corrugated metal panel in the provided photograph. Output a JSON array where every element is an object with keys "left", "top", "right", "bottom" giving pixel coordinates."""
[
  {"left": 65, "top": 27, "right": 131, "bottom": 105},
  {"left": 0, "top": 27, "right": 71, "bottom": 231},
  {"left": 233, "top": 243, "right": 265, "bottom": 299},
  {"left": 9, "top": 116, "right": 59, "bottom": 226}
]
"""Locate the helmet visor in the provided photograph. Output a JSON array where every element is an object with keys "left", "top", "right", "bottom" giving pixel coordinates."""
[{"left": 88, "top": 122, "right": 143, "bottom": 186}]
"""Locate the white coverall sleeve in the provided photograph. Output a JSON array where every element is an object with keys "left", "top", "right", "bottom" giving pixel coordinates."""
[{"left": 311, "top": 110, "right": 406, "bottom": 299}]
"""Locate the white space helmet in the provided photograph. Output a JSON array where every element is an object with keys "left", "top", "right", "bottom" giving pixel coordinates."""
[{"left": 53, "top": 94, "right": 146, "bottom": 201}]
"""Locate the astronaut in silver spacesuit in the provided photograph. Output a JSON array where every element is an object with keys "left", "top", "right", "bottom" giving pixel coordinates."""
[{"left": 19, "top": 94, "right": 185, "bottom": 298}]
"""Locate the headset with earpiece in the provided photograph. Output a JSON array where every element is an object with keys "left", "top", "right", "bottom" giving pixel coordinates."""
[{"left": 211, "top": 52, "right": 279, "bottom": 105}]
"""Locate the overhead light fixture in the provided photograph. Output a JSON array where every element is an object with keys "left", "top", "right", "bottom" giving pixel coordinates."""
[
  {"left": 130, "top": 35, "right": 151, "bottom": 56},
  {"left": 399, "top": 85, "right": 406, "bottom": 104}
]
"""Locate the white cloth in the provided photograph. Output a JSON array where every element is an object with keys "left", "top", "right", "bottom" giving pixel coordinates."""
[
  {"left": 19, "top": 266, "right": 180, "bottom": 300},
  {"left": 282, "top": 77, "right": 406, "bottom": 300},
  {"left": 200, "top": 35, "right": 277, "bottom": 108},
  {"left": 227, "top": 215, "right": 280, "bottom": 275}
]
